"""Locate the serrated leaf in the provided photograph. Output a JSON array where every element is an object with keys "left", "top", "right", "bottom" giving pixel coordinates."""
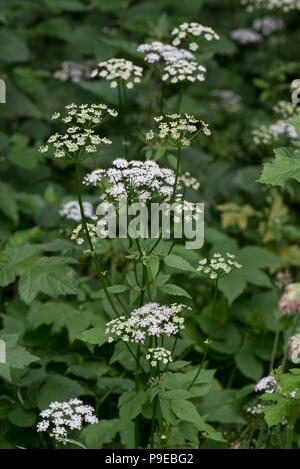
[{"left": 17, "top": 257, "right": 77, "bottom": 304}]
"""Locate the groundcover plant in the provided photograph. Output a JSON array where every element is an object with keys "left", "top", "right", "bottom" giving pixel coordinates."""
[{"left": 0, "top": 0, "right": 300, "bottom": 450}]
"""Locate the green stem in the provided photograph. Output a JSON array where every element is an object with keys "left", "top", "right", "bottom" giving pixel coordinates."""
[
  {"left": 269, "top": 324, "right": 280, "bottom": 373},
  {"left": 150, "top": 395, "right": 158, "bottom": 449},
  {"left": 74, "top": 163, "right": 121, "bottom": 317},
  {"left": 187, "top": 279, "right": 218, "bottom": 390}
]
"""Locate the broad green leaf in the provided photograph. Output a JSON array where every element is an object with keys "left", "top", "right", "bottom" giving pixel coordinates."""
[
  {"left": 164, "top": 254, "right": 197, "bottom": 273},
  {"left": 159, "top": 284, "right": 191, "bottom": 298},
  {"left": 77, "top": 327, "right": 107, "bottom": 347},
  {"left": 258, "top": 147, "right": 300, "bottom": 187},
  {"left": 119, "top": 391, "right": 147, "bottom": 421},
  {"left": 37, "top": 375, "right": 86, "bottom": 410}
]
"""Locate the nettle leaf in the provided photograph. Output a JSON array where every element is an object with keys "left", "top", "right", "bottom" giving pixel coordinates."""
[
  {"left": 28, "top": 301, "right": 91, "bottom": 341},
  {"left": 258, "top": 146, "right": 300, "bottom": 187},
  {"left": 263, "top": 402, "right": 290, "bottom": 428},
  {"left": 159, "top": 284, "right": 191, "bottom": 298},
  {"left": 0, "top": 331, "right": 39, "bottom": 382},
  {"left": 16, "top": 257, "right": 77, "bottom": 304},
  {"left": 164, "top": 254, "right": 197, "bottom": 273},
  {"left": 77, "top": 327, "right": 107, "bottom": 347},
  {"left": 119, "top": 390, "right": 147, "bottom": 421},
  {"left": 37, "top": 375, "right": 86, "bottom": 410}
]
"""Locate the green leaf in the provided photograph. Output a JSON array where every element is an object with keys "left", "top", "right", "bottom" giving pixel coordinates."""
[
  {"left": 144, "top": 255, "right": 160, "bottom": 280},
  {"left": 263, "top": 402, "right": 290, "bottom": 428},
  {"left": 37, "top": 375, "right": 86, "bottom": 410},
  {"left": 17, "top": 256, "right": 77, "bottom": 304},
  {"left": 77, "top": 327, "right": 107, "bottom": 347},
  {"left": 8, "top": 407, "right": 36, "bottom": 428},
  {"left": 7, "top": 134, "right": 39, "bottom": 169},
  {"left": 235, "top": 339, "right": 263, "bottom": 381},
  {"left": 80, "top": 419, "right": 119, "bottom": 449},
  {"left": 159, "top": 284, "right": 191, "bottom": 298},
  {"left": 0, "top": 29, "right": 29, "bottom": 62},
  {"left": 0, "top": 331, "right": 39, "bottom": 382},
  {"left": 119, "top": 391, "right": 147, "bottom": 421},
  {"left": 218, "top": 271, "right": 246, "bottom": 305},
  {"left": 91, "top": 284, "right": 128, "bottom": 299},
  {"left": 170, "top": 399, "right": 203, "bottom": 426},
  {"left": 164, "top": 254, "right": 197, "bottom": 273},
  {"left": 258, "top": 147, "right": 300, "bottom": 187}
]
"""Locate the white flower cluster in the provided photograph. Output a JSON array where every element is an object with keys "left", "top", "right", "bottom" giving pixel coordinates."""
[
  {"left": 105, "top": 303, "right": 186, "bottom": 344},
  {"left": 197, "top": 252, "right": 242, "bottom": 279},
  {"left": 54, "top": 61, "right": 90, "bottom": 83},
  {"left": 172, "top": 195, "right": 203, "bottom": 223},
  {"left": 137, "top": 41, "right": 195, "bottom": 64},
  {"left": 288, "top": 334, "right": 300, "bottom": 363},
  {"left": 59, "top": 200, "right": 93, "bottom": 222},
  {"left": 252, "top": 17, "right": 283, "bottom": 36},
  {"left": 161, "top": 59, "right": 206, "bottom": 84},
  {"left": 274, "top": 100, "right": 300, "bottom": 119},
  {"left": 241, "top": 0, "right": 300, "bottom": 12},
  {"left": 39, "top": 104, "right": 117, "bottom": 160},
  {"left": 83, "top": 159, "right": 175, "bottom": 204},
  {"left": 246, "top": 403, "right": 265, "bottom": 415},
  {"left": 171, "top": 22, "right": 220, "bottom": 51},
  {"left": 255, "top": 375, "right": 276, "bottom": 393},
  {"left": 146, "top": 114, "right": 211, "bottom": 148},
  {"left": 178, "top": 172, "right": 200, "bottom": 191},
  {"left": 52, "top": 103, "right": 117, "bottom": 127},
  {"left": 145, "top": 347, "right": 173, "bottom": 367},
  {"left": 90, "top": 58, "right": 143, "bottom": 89},
  {"left": 231, "top": 28, "right": 262, "bottom": 44},
  {"left": 212, "top": 89, "right": 242, "bottom": 113},
  {"left": 252, "top": 124, "right": 279, "bottom": 145},
  {"left": 71, "top": 217, "right": 98, "bottom": 245},
  {"left": 37, "top": 399, "right": 98, "bottom": 441}
]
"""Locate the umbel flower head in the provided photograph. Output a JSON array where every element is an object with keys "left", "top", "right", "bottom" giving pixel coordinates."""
[
  {"left": 288, "top": 333, "right": 300, "bottom": 364},
  {"left": 83, "top": 158, "right": 176, "bottom": 204},
  {"left": 146, "top": 114, "right": 211, "bottom": 148},
  {"left": 39, "top": 104, "right": 117, "bottom": 161},
  {"left": 105, "top": 303, "right": 186, "bottom": 344},
  {"left": 145, "top": 347, "right": 173, "bottom": 367},
  {"left": 171, "top": 22, "right": 220, "bottom": 51},
  {"left": 279, "top": 283, "right": 300, "bottom": 315},
  {"left": 137, "top": 41, "right": 195, "bottom": 64},
  {"left": 59, "top": 200, "right": 93, "bottom": 222},
  {"left": 197, "top": 252, "right": 242, "bottom": 280},
  {"left": 90, "top": 58, "right": 143, "bottom": 89},
  {"left": 161, "top": 59, "right": 206, "bottom": 84},
  {"left": 37, "top": 398, "right": 98, "bottom": 441}
]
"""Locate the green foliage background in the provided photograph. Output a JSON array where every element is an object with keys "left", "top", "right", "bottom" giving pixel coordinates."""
[{"left": 0, "top": 0, "right": 300, "bottom": 449}]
